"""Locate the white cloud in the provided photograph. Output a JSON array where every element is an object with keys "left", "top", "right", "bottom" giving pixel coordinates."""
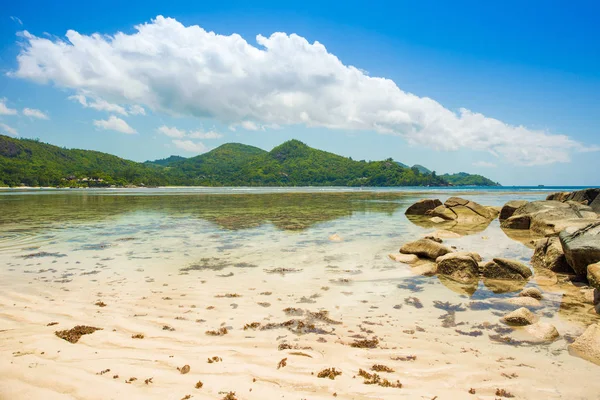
[
  {"left": 93, "top": 115, "right": 137, "bottom": 134},
  {"left": 172, "top": 139, "right": 209, "bottom": 153},
  {"left": 69, "top": 94, "right": 128, "bottom": 115},
  {"left": 129, "top": 105, "right": 146, "bottom": 115},
  {"left": 0, "top": 123, "right": 18, "bottom": 136},
  {"left": 0, "top": 98, "right": 18, "bottom": 115},
  {"left": 10, "top": 16, "right": 597, "bottom": 165},
  {"left": 23, "top": 107, "right": 49, "bottom": 119},
  {"left": 10, "top": 16, "right": 23, "bottom": 25},
  {"left": 188, "top": 129, "right": 223, "bottom": 139},
  {"left": 157, "top": 125, "right": 186, "bottom": 138},
  {"left": 472, "top": 161, "right": 497, "bottom": 168}
]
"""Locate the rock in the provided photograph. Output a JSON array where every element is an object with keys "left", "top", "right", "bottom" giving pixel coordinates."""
[
  {"left": 500, "top": 200, "right": 529, "bottom": 221},
  {"left": 559, "top": 222, "right": 600, "bottom": 276},
  {"left": 482, "top": 258, "right": 532, "bottom": 280},
  {"left": 591, "top": 195, "right": 600, "bottom": 213},
  {"left": 437, "top": 274, "right": 478, "bottom": 297},
  {"left": 411, "top": 261, "right": 437, "bottom": 276},
  {"left": 568, "top": 324, "right": 600, "bottom": 365},
  {"left": 500, "top": 307, "right": 536, "bottom": 326},
  {"left": 546, "top": 192, "right": 570, "bottom": 202},
  {"left": 588, "top": 262, "right": 600, "bottom": 291},
  {"left": 503, "top": 200, "right": 598, "bottom": 236},
  {"left": 501, "top": 214, "right": 531, "bottom": 230},
  {"left": 388, "top": 253, "right": 419, "bottom": 264},
  {"left": 328, "top": 234, "right": 343, "bottom": 242},
  {"left": 444, "top": 197, "right": 496, "bottom": 222},
  {"left": 424, "top": 235, "right": 443, "bottom": 243},
  {"left": 483, "top": 278, "right": 526, "bottom": 294},
  {"left": 525, "top": 322, "right": 559, "bottom": 342},
  {"left": 531, "top": 237, "right": 572, "bottom": 273},
  {"left": 519, "top": 287, "right": 543, "bottom": 300},
  {"left": 426, "top": 205, "right": 457, "bottom": 221},
  {"left": 547, "top": 188, "right": 600, "bottom": 206},
  {"left": 487, "top": 206, "right": 502, "bottom": 217},
  {"left": 532, "top": 268, "right": 558, "bottom": 286},
  {"left": 436, "top": 252, "right": 479, "bottom": 283},
  {"left": 429, "top": 216, "right": 446, "bottom": 224},
  {"left": 429, "top": 230, "right": 462, "bottom": 239},
  {"left": 180, "top": 364, "right": 190, "bottom": 374},
  {"left": 405, "top": 199, "right": 443, "bottom": 215},
  {"left": 400, "top": 238, "right": 452, "bottom": 260},
  {"left": 505, "top": 296, "right": 542, "bottom": 309}
]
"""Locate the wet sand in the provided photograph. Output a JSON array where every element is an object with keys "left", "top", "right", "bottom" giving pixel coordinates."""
[{"left": 1, "top": 190, "right": 599, "bottom": 399}]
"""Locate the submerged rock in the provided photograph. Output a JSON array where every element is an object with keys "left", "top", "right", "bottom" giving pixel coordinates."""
[
  {"left": 524, "top": 322, "right": 559, "bottom": 342},
  {"left": 588, "top": 262, "right": 600, "bottom": 291},
  {"left": 405, "top": 199, "right": 442, "bottom": 215},
  {"left": 436, "top": 252, "right": 480, "bottom": 283},
  {"left": 437, "top": 274, "right": 478, "bottom": 297},
  {"left": 482, "top": 278, "right": 527, "bottom": 294},
  {"left": 388, "top": 253, "right": 419, "bottom": 264},
  {"left": 559, "top": 222, "right": 600, "bottom": 276},
  {"left": 500, "top": 200, "right": 529, "bottom": 221},
  {"left": 568, "top": 324, "right": 600, "bottom": 366},
  {"left": 531, "top": 237, "right": 572, "bottom": 273},
  {"left": 519, "top": 287, "right": 543, "bottom": 300},
  {"left": 505, "top": 296, "right": 542, "bottom": 309},
  {"left": 500, "top": 307, "right": 536, "bottom": 326},
  {"left": 482, "top": 258, "right": 532, "bottom": 280},
  {"left": 400, "top": 238, "right": 452, "bottom": 260}
]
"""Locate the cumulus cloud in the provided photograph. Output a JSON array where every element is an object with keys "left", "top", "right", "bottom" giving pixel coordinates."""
[
  {"left": 472, "top": 161, "right": 497, "bottom": 168},
  {"left": 93, "top": 115, "right": 137, "bottom": 134},
  {"left": 157, "top": 125, "right": 186, "bottom": 138},
  {"left": 172, "top": 139, "right": 209, "bottom": 153},
  {"left": 0, "top": 122, "right": 18, "bottom": 136},
  {"left": 69, "top": 94, "right": 128, "bottom": 115},
  {"left": 10, "top": 16, "right": 596, "bottom": 165},
  {"left": 188, "top": 129, "right": 223, "bottom": 139},
  {"left": 129, "top": 105, "right": 146, "bottom": 115},
  {"left": 23, "top": 107, "right": 49, "bottom": 119},
  {"left": 0, "top": 98, "right": 18, "bottom": 115}
]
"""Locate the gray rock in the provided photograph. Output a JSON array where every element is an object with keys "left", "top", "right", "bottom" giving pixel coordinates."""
[
  {"left": 405, "top": 199, "right": 443, "bottom": 215},
  {"left": 500, "top": 307, "right": 536, "bottom": 326},
  {"left": 501, "top": 214, "right": 531, "bottom": 230},
  {"left": 531, "top": 237, "right": 572, "bottom": 273},
  {"left": 568, "top": 324, "right": 600, "bottom": 365},
  {"left": 426, "top": 205, "right": 457, "bottom": 221},
  {"left": 559, "top": 222, "right": 600, "bottom": 276},
  {"left": 436, "top": 252, "right": 479, "bottom": 283},
  {"left": 588, "top": 262, "right": 600, "bottom": 291},
  {"left": 482, "top": 258, "right": 532, "bottom": 280},
  {"left": 499, "top": 200, "right": 529, "bottom": 221},
  {"left": 400, "top": 238, "right": 452, "bottom": 260}
]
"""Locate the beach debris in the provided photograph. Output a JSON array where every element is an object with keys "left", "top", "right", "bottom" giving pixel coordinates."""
[
  {"left": 215, "top": 293, "right": 241, "bottom": 298},
  {"left": 289, "top": 351, "right": 312, "bottom": 358},
  {"left": 260, "top": 291, "right": 272, "bottom": 295},
  {"left": 317, "top": 368, "right": 342, "bottom": 380},
  {"left": 126, "top": 377, "right": 137, "bottom": 384},
  {"left": 469, "top": 388, "right": 476, "bottom": 394},
  {"left": 113, "top": 375, "right": 119, "bottom": 379},
  {"left": 257, "top": 302, "right": 271, "bottom": 307},
  {"left": 455, "top": 329, "right": 483, "bottom": 337},
  {"left": 195, "top": 380, "right": 203, "bottom": 389},
  {"left": 206, "top": 327, "right": 228, "bottom": 336},
  {"left": 94, "top": 301, "right": 107, "bottom": 307},
  {"left": 404, "top": 296, "right": 423, "bottom": 309},
  {"left": 283, "top": 307, "right": 304, "bottom": 316},
  {"left": 178, "top": 364, "right": 191, "bottom": 374},
  {"left": 47, "top": 322, "right": 59, "bottom": 326},
  {"left": 495, "top": 388, "right": 515, "bottom": 397},
  {"left": 264, "top": 267, "right": 301, "bottom": 275},
  {"left": 358, "top": 369, "right": 402, "bottom": 388},
  {"left": 181, "top": 395, "right": 191, "bottom": 400},
  {"left": 144, "top": 377, "right": 153, "bottom": 385},
  {"left": 96, "top": 369, "right": 110, "bottom": 375},
  {"left": 221, "top": 392, "right": 237, "bottom": 400},
  {"left": 277, "top": 358, "right": 288, "bottom": 369},
  {"left": 132, "top": 333, "right": 145, "bottom": 339},
  {"left": 163, "top": 325, "right": 175, "bottom": 331},
  {"left": 391, "top": 355, "right": 417, "bottom": 361},
  {"left": 433, "top": 301, "right": 465, "bottom": 312},
  {"left": 371, "top": 364, "right": 394, "bottom": 372},
  {"left": 243, "top": 322, "right": 261, "bottom": 330},
  {"left": 350, "top": 337, "right": 379, "bottom": 348},
  {"left": 55, "top": 325, "right": 102, "bottom": 343},
  {"left": 207, "top": 356, "right": 222, "bottom": 363}
]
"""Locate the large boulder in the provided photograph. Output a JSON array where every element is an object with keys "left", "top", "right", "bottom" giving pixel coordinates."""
[
  {"left": 405, "top": 199, "right": 442, "bottom": 215},
  {"left": 568, "top": 324, "right": 600, "bottom": 365},
  {"left": 400, "top": 238, "right": 452, "bottom": 260},
  {"left": 501, "top": 200, "right": 598, "bottom": 236},
  {"left": 427, "top": 205, "right": 457, "bottom": 221},
  {"left": 530, "top": 237, "right": 572, "bottom": 273},
  {"left": 444, "top": 197, "right": 496, "bottom": 222},
  {"left": 559, "top": 222, "right": 600, "bottom": 276},
  {"left": 546, "top": 192, "right": 570, "bottom": 202},
  {"left": 499, "top": 200, "right": 529, "bottom": 221},
  {"left": 547, "top": 188, "right": 600, "bottom": 206},
  {"left": 436, "top": 252, "right": 480, "bottom": 283},
  {"left": 500, "top": 307, "right": 536, "bottom": 326},
  {"left": 591, "top": 195, "right": 600, "bottom": 214},
  {"left": 588, "top": 262, "right": 600, "bottom": 291},
  {"left": 482, "top": 258, "right": 532, "bottom": 280}
]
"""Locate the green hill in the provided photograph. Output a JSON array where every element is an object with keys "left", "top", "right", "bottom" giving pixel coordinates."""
[
  {"left": 0, "top": 135, "right": 500, "bottom": 187},
  {"left": 441, "top": 172, "right": 499, "bottom": 186},
  {"left": 412, "top": 164, "right": 432, "bottom": 174}
]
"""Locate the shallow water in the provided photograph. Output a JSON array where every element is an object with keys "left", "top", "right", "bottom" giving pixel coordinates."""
[{"left": 0, "top": 188, "right": 598, "bottom": 399}]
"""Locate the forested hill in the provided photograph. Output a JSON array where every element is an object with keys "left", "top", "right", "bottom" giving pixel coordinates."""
[{"left": 0, "top": 135, "right": 499, "bottom": 187}]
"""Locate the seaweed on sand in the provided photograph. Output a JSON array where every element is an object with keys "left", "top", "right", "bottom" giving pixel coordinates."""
[
  {"left": 357, "top": 369, "right": 402, "bottom": 388},
  {"left": 433, "top": 301, "right": 465, "bottom": 312},
  {"left": 206, "top": 327, "right": 228, "bottom": 336},
  {"left": 371, "top": 364, "right": 394, "bottom": 372},
  {"left": 350, "top": 337, "right": 379, "bottom": 348},
  {"left": 317, "top": 368, "right": 342, "bottom": 379},
  {"left": 277, "top": 358, "right": 287, "bottom": 369},
  {"left": 243, "top": 322, "right": 261, "bottom": 330},
  {"left": 55, "top": 326, "right": 102, "bottom": 343},
  {"left": 404, "top": 297, "right": 423, "bottom": 309}
]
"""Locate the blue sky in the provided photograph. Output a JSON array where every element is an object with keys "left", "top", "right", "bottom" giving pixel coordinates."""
[{"left": 0, "top": 0, "right": 599, "bottom": 185}]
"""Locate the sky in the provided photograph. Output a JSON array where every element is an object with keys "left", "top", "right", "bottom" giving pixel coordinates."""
[{"left": 0, "top": 0, "right": 599, "bottom": 186}]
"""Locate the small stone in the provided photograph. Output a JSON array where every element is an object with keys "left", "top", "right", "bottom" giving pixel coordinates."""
[
  {"left": 388, "top": 253, "right": 419, "bottom": 264},
  {"left": 500, "top": 307, "right": 536, "bottom": 326},
  {"left": 179, "top": 365, "right": 190, "bottom": 374},
  {"left": 525, "top": 322, "right": 559, "bottom": 342},
  {"left": 568, "top": 324, "right": 600, "bottom": 365},
  {"left": 519, "top": 287, "right": 543, "bottom": 300},
  {"left": 329, "top": 234, "right": 343, "bottom": 242}
]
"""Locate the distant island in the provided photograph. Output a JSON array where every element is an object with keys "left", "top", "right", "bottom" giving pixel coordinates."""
[{"left": 0, "top": 135, "right": 500, "bottom": 188}]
